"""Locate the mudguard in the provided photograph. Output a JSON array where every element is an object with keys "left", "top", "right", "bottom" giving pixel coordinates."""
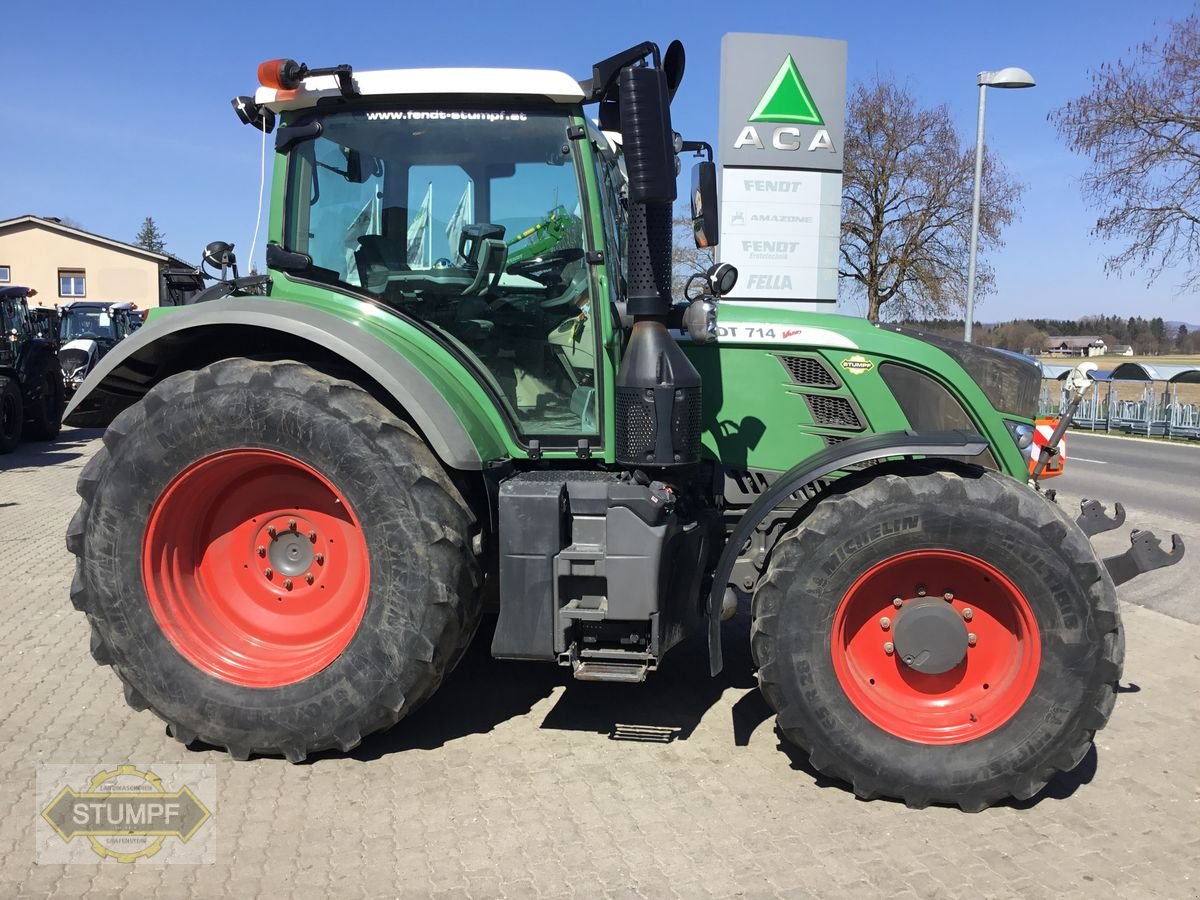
[
  {"left": 708, "top": 430, "right": 989, "bottom": 675},
  {"left": 63, "top": 297, "right": 484, "bottom": 470}
]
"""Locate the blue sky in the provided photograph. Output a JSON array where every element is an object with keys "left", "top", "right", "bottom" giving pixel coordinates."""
[{"left": 2, "top": 0, "right": 1195, "bottom": 322}]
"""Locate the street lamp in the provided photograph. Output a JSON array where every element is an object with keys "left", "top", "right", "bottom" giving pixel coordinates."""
[{"left": 963, "top": 67, "right": 1036, "bottom": 342}]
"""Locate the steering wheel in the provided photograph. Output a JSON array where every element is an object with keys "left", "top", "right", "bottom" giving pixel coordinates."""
[{"left": 506, "top": 248, "right": 584, "bottom": 286}]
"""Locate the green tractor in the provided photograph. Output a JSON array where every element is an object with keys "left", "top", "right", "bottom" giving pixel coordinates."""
[
  {"left": 1, "top": 286, "right": 65, "bottom": 453},
  {"left": 64, "top": 43, "right": 1182, "bottom": 810}
]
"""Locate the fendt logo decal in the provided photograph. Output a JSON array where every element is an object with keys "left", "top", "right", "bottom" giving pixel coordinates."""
[
  {"left": 749, "top": 55, "right": 824, "bottom": 125},
  {"left": 733, "top": 54, "right": 836, "bottom": 155}
]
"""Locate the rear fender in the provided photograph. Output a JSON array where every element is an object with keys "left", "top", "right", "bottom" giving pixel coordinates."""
[
  {"left": 63, "top": 297, "right": 491, "bottom": 471},
  {"left": 708, "top": 430, "right": 989, "bottom": 675}
]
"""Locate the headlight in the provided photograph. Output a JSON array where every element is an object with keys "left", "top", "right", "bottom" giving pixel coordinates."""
[{"left": 1006, "top": 421, "right": 1035, "bottom": 466}]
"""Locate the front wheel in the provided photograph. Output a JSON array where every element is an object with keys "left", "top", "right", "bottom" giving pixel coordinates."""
[
  {"left": 24, "top": 357, "right": 65, "bottom": 440},
  {"left": 751, "top": 465, "right": 1122, "bottom": 811},
  {"left": 0, "top": 375, "right": 22, "bottom": 453},
  {"left": 67, "top": 359, "right": 481, "bottom": 761}
]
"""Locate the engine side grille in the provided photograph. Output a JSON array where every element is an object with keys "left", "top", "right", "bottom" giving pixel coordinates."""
[
  {"left": 778, "top": 355, "right": 839, "bottom": 388},
  {"left": 805, "top": 394, "right": 863, "bottom": 430}
]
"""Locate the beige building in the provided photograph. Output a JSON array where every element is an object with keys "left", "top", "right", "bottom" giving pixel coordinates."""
[
  {"left": 0, "top": 215, "right": 191, "bottom": 309},
  {"left": 1043, "top": 335, "right": 1108, "bottom": 358}
]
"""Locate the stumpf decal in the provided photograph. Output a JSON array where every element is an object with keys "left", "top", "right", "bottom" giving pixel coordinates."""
[{"left": 840, "top": 355, "right": 874, "bottom": 375}]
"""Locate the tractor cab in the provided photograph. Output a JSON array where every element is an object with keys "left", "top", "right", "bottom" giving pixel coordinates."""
[{"left": 58, "top": 301, "right": 137, "bottom": 395}]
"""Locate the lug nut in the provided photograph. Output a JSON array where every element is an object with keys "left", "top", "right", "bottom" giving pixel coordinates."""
[
  {"left": 308, "top": 531, "right": 317, "bottom": 542},
  {"left": 257, "top": 546, "right": 266, "bottom": 557},
  {"left": 284, "top": 579, "right": 293, "bottom": 591},
  {"left": 289, "top": 519, "right": 297, "bottom": 531},
  {"left": 305, "top": 574, "right": 314, "bottom": 585},
  {"left": 943, "top": 591, "right": 954, "bottom": 602},
  {"left": 315, "top": 553, "right": 325, "bottom": 565},
  {"left": 883, "top": 641, "right": 894, "bottom": 655},
  {"left": 892, "top": 597, "right": 903, "bottom": 609},
  {"left": 264, "top": 567, "right": 273, "bottom": 579},
  {"left": 967, "top": 633, "right": 977, "bottom": 646},
  {"left": 267, "top": 525, "right": 277, "bottom": 538},
  {"left": 917, "top": 586, "right": 927, "bottom": 597},
  {"left": 880, "top": 616, "right": 891, "bottom": 631},
  {"left": 962, "top": 608, "right": 974, "bottom": 621}
]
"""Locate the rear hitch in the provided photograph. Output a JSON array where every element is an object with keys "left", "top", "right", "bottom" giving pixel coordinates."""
[
  {"left": 1103, "top": 530, "right": 1186, "bottom": 586},
  {"left": 1076, "top": 499, "right": 1126, "bottom": 537}
]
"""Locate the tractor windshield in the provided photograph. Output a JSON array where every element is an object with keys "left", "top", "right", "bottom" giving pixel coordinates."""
[
  {"left": 60, "top": 308, "right": 117, "bottom": 343},
  {"left": 283, "top": 107, "right": 599, "bottom": 439}
]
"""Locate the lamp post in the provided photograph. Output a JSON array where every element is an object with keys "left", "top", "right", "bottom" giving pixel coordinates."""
[{"left": 963, "top": 67, "right": 1036, "bottom": 342}]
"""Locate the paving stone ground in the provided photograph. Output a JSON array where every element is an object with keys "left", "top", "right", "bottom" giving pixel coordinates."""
[{"left": 1, "top": 429, "right": 1198, "bottom": 899}]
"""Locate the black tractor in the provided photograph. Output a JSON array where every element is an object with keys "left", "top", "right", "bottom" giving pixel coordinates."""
[{"left": 0, "top": 286, "right": 66, "bottom": 453}]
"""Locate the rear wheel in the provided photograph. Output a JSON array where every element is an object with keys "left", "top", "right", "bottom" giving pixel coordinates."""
[
  {"left": 0, "top": 375, "right": 22, "bottom": 453},
  {"left": 751, "top": 465, "right": 1122, "bottom": 811},
  {"left": 67, "top": 358, "right": 481, "bottom": 761}
]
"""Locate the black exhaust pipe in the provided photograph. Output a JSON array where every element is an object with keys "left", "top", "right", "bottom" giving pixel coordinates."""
[{"left": 613, "top": 62, "right": 702, "bottom": 468}]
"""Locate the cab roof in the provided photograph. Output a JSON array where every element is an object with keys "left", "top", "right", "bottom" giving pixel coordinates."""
[{"left": 255, "top": 68, "right": 586, "bottom": 113}]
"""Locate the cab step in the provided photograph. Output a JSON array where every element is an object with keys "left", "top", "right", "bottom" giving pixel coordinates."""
[{"left": 566, "top": 648, "right": 655, "bottom": 683}]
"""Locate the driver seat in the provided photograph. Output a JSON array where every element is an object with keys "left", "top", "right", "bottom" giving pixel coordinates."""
[{"left": 355, "top": 235, "right": 409, "bottom": 294}]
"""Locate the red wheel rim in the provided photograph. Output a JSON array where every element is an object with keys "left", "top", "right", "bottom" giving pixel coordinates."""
[
  {"left": 831, "top": 550, "right": 1040, "bottom": 745},
  {"left": 143, "top": 449, "right": 370, "bottom": 688}
]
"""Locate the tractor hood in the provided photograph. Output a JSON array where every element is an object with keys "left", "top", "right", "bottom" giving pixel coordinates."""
[
  {"left": 60, "top": 339, "right": 98, "bottom": 361},
  {"left": 697, "top": 303, "right": 1040, "bottom": 419}
]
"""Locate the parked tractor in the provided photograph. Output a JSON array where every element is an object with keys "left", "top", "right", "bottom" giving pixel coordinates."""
[
  {"left": 64, "top": 43, "right": 1183, "bottom": 810},
  {"left": 0, "top": 286, "right": 65, "bottom": 453},
  {"left": 57, "top": 300, "right": 138, "bottom": 398}
]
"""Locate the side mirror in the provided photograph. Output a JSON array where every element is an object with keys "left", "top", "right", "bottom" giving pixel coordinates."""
[{"left": 691, "top": 161, "right": 719, "bottom": 249}]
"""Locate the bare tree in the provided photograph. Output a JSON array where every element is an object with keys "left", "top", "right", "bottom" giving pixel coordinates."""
[
  {"left": 1051, "top": 15, "right": 1200, "bottom": 290},
  {"left": 840, "top": 79, "right": 1023, "bottom": 321},
  {"left": 672, "top": 209, "right": 715, "bottom": 298}
]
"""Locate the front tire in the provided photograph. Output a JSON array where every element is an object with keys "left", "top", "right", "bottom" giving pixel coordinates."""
[
  {"left": 67, "top": 359, "right": 481, "bottom": 761},
  {"left": 23, "top": 356, "right": 65, "bottom": 441},
  {"left": 0, "top": 375, "right": 22, "bottom": 453},
  {"left": 751, "top": 465, "right": 1122, "bottom": 811}
]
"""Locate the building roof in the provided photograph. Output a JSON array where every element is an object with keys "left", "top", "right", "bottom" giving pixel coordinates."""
[
  {"left": 255, "top": 67, "right": 586, "bottom": 113},
  {"left": 1109, "top": 362, "right": 1200, "bottom": 383},
  {"left": 1039, "top": 363, "right": 1112, "bottom": 380},
  {"left": 0, "top": 215, "right": 192, "bottom": 268},
  {"left": 1044, "top": 335, "right": 1106, "bottom": 349}
]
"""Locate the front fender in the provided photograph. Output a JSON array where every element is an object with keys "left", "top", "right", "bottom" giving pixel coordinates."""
[
  {"left": 64, "top": 297, "right": 492, "bottom": 470},
  {"left": 707, "top": 430, "right": 989, "bottom": 675}
]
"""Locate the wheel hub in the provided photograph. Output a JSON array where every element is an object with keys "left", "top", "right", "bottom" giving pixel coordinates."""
[
  {"left": 892, "top": 597, "right": 968, "bottom": 674},
  {"left": 264, "top": 520, "right": 315, "bottom": 577}
]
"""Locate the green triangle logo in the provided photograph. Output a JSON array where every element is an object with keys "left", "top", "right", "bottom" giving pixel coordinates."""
[{"left": 749, "top": 55, "right": 824, "bottom": 126}]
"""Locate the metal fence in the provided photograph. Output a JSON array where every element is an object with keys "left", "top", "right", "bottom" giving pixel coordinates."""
[{"left": 1039, "top": 381, "right": 1200, "bottom": 440}]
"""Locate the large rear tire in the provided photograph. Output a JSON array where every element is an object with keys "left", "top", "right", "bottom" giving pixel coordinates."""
[
  {"left": 751, "top": 464, "right": 1122, "bottom": 811},
  {"left": 67, "top": 359, "right": 481, "bottom": 761},
  {"left": 0, "top": 375, "right": 22, "bottom": 453}
]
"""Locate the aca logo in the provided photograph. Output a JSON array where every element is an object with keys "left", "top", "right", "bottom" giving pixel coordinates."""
[{"left": 733, "top": 55, "right": 836, "bottom": 154}]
